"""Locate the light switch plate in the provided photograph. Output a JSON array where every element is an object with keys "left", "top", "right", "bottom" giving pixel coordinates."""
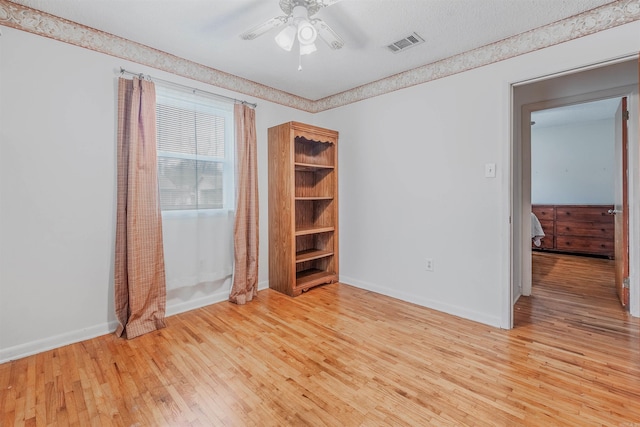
[{"left": 485, "top": 163, "right": 496, "bottom": 178}]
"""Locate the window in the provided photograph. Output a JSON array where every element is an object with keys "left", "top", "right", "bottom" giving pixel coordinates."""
[{"left": 156, "top": 86, "right": 234, "bottom": 211}]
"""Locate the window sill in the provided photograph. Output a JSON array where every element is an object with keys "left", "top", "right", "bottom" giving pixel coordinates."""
[{"left": 161, "top": 209, "right": 235, "bottom": 219}]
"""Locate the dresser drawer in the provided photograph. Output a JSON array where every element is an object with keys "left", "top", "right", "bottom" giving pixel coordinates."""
[
  {"left": 555, "top": 221, "right": 614, "bottom": 237},
  {"left": 532, "top": 206, "right": 554, "bottom": 221},
  {"left": 555, "top": 236, "right": 614, "bottom": 256},
  {"left": 555, "top": 206, "right": 613, "bottom": 223},
  {"left": 538, "top": 219, "right": 553, "bottom": 234},
  {"left": 534, "top": 234, "right": 555, "bottom": 250}
]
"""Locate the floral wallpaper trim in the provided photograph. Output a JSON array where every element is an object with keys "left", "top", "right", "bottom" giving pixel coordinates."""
[
  {"left": 0, "top": 0, "right": 314, "bottom": 112},
  {"left": 1, "top": 0, "right": 639, "bottom": 113}
]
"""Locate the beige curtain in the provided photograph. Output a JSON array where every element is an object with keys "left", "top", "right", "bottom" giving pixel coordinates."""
[
  {"left": 114, "top": 77, "right": 167, "bottom": 338},
  {"left": 229, "top": 104, "right": 259, "bottom": 304}
]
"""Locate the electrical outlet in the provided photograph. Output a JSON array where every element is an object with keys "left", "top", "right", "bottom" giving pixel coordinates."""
[{"left": 425, "top": 258, "right": 434, "bottom": 272}]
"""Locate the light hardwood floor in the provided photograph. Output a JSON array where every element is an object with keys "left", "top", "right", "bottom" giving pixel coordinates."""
[{"left": 1, "top": 252, "right": 639, "bottom": 426}]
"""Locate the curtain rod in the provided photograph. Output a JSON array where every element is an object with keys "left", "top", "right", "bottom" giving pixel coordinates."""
[{"left": 119, "top": 67, "right": 257, "bottom": 108}]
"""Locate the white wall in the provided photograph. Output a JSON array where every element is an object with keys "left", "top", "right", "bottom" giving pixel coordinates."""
[
  {"left": 2, "top": 18, "right": 640, "bottom": 361},
  {"left": 316, "top": 65, "right": 508, "bottom": 326},
  {"left": 0, "top": 27, "right": 312, "bottom": 362},
  {"left": 532, "top": 118, "right": 615, "bottom": 204}
]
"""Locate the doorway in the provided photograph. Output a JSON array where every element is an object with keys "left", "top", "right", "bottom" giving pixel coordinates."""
[
  {"left": 510, "top": 58, "right": 639, "bottom": 328},
  {"left": 529, "top": 98, "right": 621, "bottom": 311}
]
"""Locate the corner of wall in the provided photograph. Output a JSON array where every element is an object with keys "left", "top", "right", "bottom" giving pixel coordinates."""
[{"left": 340, "top": 276, "right": 503, "bottom": 329}]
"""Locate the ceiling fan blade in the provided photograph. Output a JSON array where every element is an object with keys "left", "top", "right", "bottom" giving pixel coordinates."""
[
  {"left": 317, "top": 0, "right": 343, "bottom": 8},
  {"left": 284, "top": 0, "right": 343, "bottom": 16},
  {"left": 240, "top": 16, "right": 289, "bottom": 40},
  {"left": 312, "top": 18, "right": 344, "bottom": 49}
]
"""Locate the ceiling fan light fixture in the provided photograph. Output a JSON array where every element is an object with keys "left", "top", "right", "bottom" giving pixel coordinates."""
[
  {"left": 242, "top": 0, "right": 345, "bottom": 62},
  {"left": 297, "top": 20, "right": 317, "bottom": 45},
  {"left": 275, "top": 24, "right": 297, "bottom": 51},
  {"left": 299, "top": 42, "right": 317, "bottom": 55}
]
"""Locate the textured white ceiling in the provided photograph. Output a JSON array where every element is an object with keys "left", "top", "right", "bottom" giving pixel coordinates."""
[{"left": 10, "top": 0, "right": 616, "bottom": 100}]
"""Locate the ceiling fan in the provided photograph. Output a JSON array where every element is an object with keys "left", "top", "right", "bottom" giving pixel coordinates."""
[{"left": 240, "top": 0, "right": 344, "bottom": 56}]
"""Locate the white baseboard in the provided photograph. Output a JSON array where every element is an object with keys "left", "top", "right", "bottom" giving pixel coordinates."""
[
  {"left": 340, "top": 275, "right": 502, "bottom": 328},
  {"left": 166, "top": 289, "right": 231, "bottom": 317},
  {"left": 166, "top": 280, "right": 269, "bottom": 316},
  {"left": 0, "top": 280, "right": 271, "bottom": 364},
  {"left": 0, "top": 320, "right": 120, "bottom": 364},
  {"left": 513, "top": 286, "right": 523, "bottom": 304}
]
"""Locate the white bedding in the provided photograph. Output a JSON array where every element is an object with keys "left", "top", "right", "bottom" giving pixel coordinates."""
[{"left": 531, "top": 212, "right": 545, "bottom": 247}]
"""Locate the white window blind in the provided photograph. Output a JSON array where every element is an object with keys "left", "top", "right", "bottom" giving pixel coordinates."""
[{"left": 156, "top": 86, "right": 234, "bottom": 211}]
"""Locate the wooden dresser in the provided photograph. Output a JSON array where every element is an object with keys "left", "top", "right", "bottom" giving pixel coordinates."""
[{"left": 532, "top": 204, "right": 614, "bottom": 258}]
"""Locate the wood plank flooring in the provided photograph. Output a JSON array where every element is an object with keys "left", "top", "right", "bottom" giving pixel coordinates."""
[{"left": 1, "top": 252, "right": 639, "bottom": 426}]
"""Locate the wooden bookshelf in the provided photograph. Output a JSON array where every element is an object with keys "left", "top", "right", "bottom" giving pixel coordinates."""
[
  {"left": 268, "top": 122, "right": 339, "bottom": 296},
  {"left": 294, "top": 162, "right": 335, "bottom": 171},
  {"left": 295, "top": 196, "right": 334, "bottom": 201},
  {"left": 295, "top": 249, "right": 334, "bottom": 263},
  {"left": 295, "top": 225, "right": 335, "bottom": 236}
]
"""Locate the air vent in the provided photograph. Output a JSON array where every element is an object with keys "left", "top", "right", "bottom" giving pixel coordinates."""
[{"left": 387, "top": 32, "right": 425, "bottom": 53}]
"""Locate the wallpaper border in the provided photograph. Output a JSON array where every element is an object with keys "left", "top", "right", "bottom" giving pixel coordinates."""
[{"left": 1, "top": 0, "right": 639, "bottom": 113}]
